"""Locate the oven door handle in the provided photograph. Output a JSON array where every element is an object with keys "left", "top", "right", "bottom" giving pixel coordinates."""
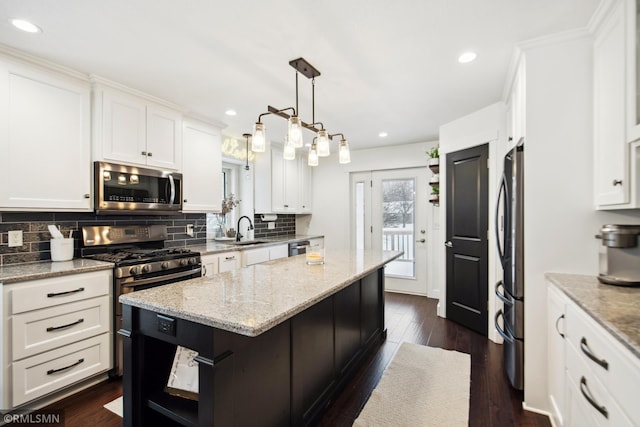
[{"left": 120, "top": 267, "right": 202, "bottom": 289}]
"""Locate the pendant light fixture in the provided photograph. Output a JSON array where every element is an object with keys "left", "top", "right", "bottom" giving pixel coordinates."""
[
  {"left": 243, "top": 133, "right": 252, "bottom": 170},
  {"left": 308, "top": 140, "right": 319, "bottom": 167},
  {"left": 250, "top": 57, "right": 351, "bottom": 166}
]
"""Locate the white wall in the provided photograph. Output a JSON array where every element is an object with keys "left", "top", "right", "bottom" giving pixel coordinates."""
[
  {"left": 299, "top": 140, "right": 440, "bottom": 296},
  {"left": 517, "top": 34, "right": 640, "bottom": 413},
  {"left": 437, "top": 102, "right": 508, "bottom": 345}
]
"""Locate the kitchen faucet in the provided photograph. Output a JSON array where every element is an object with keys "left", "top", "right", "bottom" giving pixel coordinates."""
[{"left": 236, "top": 216, "right": 254, "bottom": 242}]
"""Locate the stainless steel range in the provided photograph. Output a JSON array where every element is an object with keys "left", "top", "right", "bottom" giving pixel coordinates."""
[{"left": 81, "top": 224, "right": 202, "bottom": 376}]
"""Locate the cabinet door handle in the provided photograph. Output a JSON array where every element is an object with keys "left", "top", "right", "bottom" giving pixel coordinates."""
[
  {"left": 183, "top": 199, "right": 188, "bottom": 203},
  {"left": 141, "top": 151, "right": 147, "bottom": 156},
  {"left": 224, "top": 256, "right": 236, "bottom": 261},
  {"left": 47, "top": 287, "right": 85, "bottom": 298},
  {"left": 580, "top": 337, "right": 608, "bottom": 370},
  {"left": 147, "top": 152, "right": 153, "bottom": 157},
  {"left": 579, "top": 376, "right": 608, "bottom": 419},
  {"left": 416, "top": 239, "right": 426, "bottom": 243},
  {"left": 202, "top": 265, "right": 207, "bottom": 276},
  {"left": 555, "top": 314, "right": 565, "bottom": 338},
  {"left": 444, "top": 241, "right": 453, "bottom": 248},
  {"left": 46, "top": 318, "right": 84, "bottom": 332},
  {"left": 284, "top": 204, "right": 289, "bottom": 208},
  {"left": 84, "top": 194, "right": 90, "bottom": 199},
  {"left": 47, "top": 358, "right": 85, "bottom": 375},
  {"left": 612, "top": 179, "right": 623, "bottom": 186}
]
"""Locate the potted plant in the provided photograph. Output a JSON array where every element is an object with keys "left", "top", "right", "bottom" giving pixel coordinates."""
[
  {"left": 427, "top": 146, "right": 439, "bottom": 172},
  {"left": 429, "top": 186, "right": 440, "bottom": 204}
]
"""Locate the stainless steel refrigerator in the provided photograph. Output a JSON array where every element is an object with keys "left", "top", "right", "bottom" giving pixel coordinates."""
[{"left": 494, "top": 138, "right": 524, "bottom": 390}]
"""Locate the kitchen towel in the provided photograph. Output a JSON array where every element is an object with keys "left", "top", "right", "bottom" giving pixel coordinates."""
[{"left": 353, "top": 342, "right": 470, "bottom": 427}]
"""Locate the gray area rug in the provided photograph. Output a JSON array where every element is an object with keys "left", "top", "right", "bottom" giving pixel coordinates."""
[{"left": 353, "top": 342, "right": 470, "bottom": 426}]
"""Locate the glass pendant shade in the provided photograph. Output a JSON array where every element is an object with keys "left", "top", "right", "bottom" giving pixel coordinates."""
[
  {"left": 339, "top": 139, "right": 351, "bottom": 164},
  {"left": 283, "top": 139, "right": 296, "bottom": 160},
  {"left": 288, "top": 115, "right": 304, "bottom": 148},
  {"left": 317, "top": 130, "right": 330, "bottom": 157},
  {"left": 308, "top": 143, "right": 319, "bottom": 166},
  {"left": 252, "top": 122, "right": 266, "bottom": 152}
]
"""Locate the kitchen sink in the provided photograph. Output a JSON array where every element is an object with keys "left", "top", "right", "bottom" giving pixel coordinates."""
[{"left": 226, "top": 240, "right": 269, "bottom": 246}]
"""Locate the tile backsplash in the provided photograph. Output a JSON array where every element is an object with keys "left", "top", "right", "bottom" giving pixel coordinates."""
[
  {"left": 0, "top": 211, "right": 298, "bottom": 266},
  {"left": 0, "top": 212, "right": 207, "bottom": 266}
]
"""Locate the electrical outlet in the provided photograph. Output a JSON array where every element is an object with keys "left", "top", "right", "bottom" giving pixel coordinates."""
[
  {"left": 186, "top": 224, "right": 194, "bottom": 237},
  {"left": 8, "top": 230, "right": 23, "bottom": 247},
  {"left": 268, "top": 222, "right": 276, "bottom": 230}
]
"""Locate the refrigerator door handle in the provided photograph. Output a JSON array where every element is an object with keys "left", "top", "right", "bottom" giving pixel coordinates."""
[
  {"left": 495, "top": 174, "right": 506, "bottom": 263},
  {"left": 494, "top": 310, "right": 514, "bottom": 344},
  {"left": 494, "top": 280, "right": 513, "bottom": 306}
]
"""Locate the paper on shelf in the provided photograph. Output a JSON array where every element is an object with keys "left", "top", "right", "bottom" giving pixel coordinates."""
[{"left": 165, "top": 346, "right": 199, "bottom": 400}]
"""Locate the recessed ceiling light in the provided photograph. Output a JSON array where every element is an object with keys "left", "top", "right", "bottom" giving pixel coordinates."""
[
  {"left": 458, "top": 51, "right": 477, "bottom": 64},
  {"left": 378, "top": 132, "right": 388, "bottom": 138},
  {"left": 10, "top": 18, "right": 41, "bottom": 33},
  {"left": 225, "top": 109, "right": 237, "bottom": 116}
]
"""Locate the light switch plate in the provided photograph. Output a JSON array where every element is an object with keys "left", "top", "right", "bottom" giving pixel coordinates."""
[
  {"left": 268, "top": 222, "right": 276, "bottom": 230},
  {"left": 8, "top": 230, "right": 23, "bottom": 247}
]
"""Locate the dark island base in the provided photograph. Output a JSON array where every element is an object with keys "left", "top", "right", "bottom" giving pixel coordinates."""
[{"left": 120, "top": 268, "right": 386, "bottom": 426}]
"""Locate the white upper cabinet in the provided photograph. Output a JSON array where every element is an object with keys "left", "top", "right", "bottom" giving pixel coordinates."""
[
  {"left": 627, "top": 0, "right": 640, "bottom": 142},
  {"left": 592, "top": 0, "right": 640, "bottom": 209},
  {"left": 254, "top": 142, "right": 313, "bottom": 214},
  {"left": 0, "top": 55, "right": 92, "bottom": 211},
  {"left": 182, "top": 119, "right": 222, "bottom": 212},
  {"left": 93, "top": 79, "right": 183, "bottom": 171},
  {"left": 507, "top": 59, "right": 526, "bottom": 146}
]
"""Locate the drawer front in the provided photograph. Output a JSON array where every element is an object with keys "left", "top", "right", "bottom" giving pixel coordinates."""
[
  {"left": 566, "top": 303, "right": 640, "bottom": 423},
  {"left": 218, "top": 252, "right": 240, "bottom": 272},
  {"left": 243, "top": 248, "right": 269, "bottom": 267},
  {"left": 566, "top": 304, "right": 613, "bottom": 388},
  {"left": 11, "top": 271, "right": 112, "bottom": 314},
  {"left": 12, "top": 296, "right": 111, "bottom": 360},
  {"left": 269, "top": 245, "right": 288, "bottom": 261},
  {"left": 12, "top": 333, "right": 110, "bottom": 407}
]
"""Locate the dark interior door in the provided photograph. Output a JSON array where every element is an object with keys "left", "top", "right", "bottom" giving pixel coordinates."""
[{"left": 445, "top": 144, "right": 489, "bottom": 336}]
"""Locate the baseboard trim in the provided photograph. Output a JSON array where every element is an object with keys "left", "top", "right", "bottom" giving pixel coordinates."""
[{"left": 522, "top": 401, "right": 553, "bottom": 424}]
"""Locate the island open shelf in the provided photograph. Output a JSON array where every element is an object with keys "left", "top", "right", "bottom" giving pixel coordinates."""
[{"left": 119, "top": 250, "right": 400, "bottom": 426}]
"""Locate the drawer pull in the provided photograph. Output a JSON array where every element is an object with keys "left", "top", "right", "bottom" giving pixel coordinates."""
[
  {"left": 47, "top": 287, "right": 85, "bottom": 298},
  {"left": 46, "top": 318, "right": 84, "bottom": 332},
  {"left": 555, "top": 314, "right": 565, "bottom": 338},
  {"left": 580, "top": 376, "right": 608, "bottom": 419},
  {"left": 580, "top": 337, "right": 609, "bottom": 370},
  {"left": 224, "top": 256, "right": 236, "bottom": 261},
  {"left": 47, "top": 358, "right": 85, "bottom": 375}
]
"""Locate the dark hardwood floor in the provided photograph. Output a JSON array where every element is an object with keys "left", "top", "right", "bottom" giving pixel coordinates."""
[{"left": 42, "top": 293, "right": 550, "bottom": 426}]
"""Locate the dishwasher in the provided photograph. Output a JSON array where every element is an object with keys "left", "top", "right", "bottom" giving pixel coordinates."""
[{"left": 288, "top": 240, "right": 310, "bottom": 256}]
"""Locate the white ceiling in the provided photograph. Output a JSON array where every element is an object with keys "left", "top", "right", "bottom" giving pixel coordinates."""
[{"left": 0, "top": 0, "right": 599, "bottom": 150}]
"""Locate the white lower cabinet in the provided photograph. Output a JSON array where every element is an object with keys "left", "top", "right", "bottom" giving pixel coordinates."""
[
  {"left": 547, "top": 282, "right": 640, "bottom": 426},
  {"left": 2, "top": 270, "right": 113, "bottom": 409},
  {"left": 242, "top": 244, "right": 289, "bottom": 267},
  {"left": 201, "top": 252, "right": 242, "bottom": 276}
]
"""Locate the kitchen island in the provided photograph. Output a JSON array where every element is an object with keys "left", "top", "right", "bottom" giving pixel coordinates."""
[{"left": 119, "top": 249, "right": 401, "bottom": 427}]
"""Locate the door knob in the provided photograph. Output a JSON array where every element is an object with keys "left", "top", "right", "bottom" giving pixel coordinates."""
[
  {"left": 416, "top": 239, "right": 426, "bottom": 243},
  {"left": 445, "top": 241, "right": 453, "bottom": 248}
]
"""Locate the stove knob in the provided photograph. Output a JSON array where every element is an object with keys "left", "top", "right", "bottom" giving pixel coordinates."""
[
  {"left": 188, "top": 257, "right": 197, "bottom": 265},
  {"left": 161, "top": 262, "right": 169, "bottom": 270},
  {"left": 141, "top": 265, "right": 150, "bottom": 274},
  {"left": 129, "top": 266, "right": 139, "bottom": 276},
  {"left": 179, "top": 259, "right": 188, "bottom": 267}
]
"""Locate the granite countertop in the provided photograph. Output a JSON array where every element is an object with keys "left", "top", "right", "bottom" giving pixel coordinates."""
[
  {"left": 546, "top": 273, "right": 640, "bottom": 359},
  {"left": 189, "top": 234, "right": 324, "bottom": 255},
  {"left": 0, "top": 259, "right": 114, "bottom": 284},
  {"left": 120, "top": 249, "right": 401, "bottom": 337}
]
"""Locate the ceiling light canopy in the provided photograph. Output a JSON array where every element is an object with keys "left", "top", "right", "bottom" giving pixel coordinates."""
[
  {"left": 225, "top": 109, "right": 237, "bottom": 116},
  {"left": 378, "top": 132, "right": 388, "bottom": 138},
  {"left": 458, "top": 51, "right": 477, "bottom": 63},
  {"left": 10, "top": 18, "right": 41, "bottom": 33},
  {"left": 250, "top": 57, "right": 350, "bottom": 166}
]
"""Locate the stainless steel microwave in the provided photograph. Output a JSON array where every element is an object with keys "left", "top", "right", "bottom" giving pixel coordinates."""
[{"left": 94, "top": 162, "right": 182, "bottom": 214}]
